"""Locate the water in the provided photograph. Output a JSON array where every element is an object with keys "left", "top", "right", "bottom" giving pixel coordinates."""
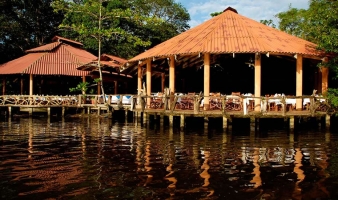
[{"left": 1, "top": 116, "right": 338, "bottom": 200}]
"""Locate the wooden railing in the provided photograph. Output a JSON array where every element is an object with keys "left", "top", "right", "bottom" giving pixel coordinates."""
[
  {"left": 0, "top": 94, "right": 135, "bottom": 107},
  {"left": 132, "top": 94, "right": 331, "bottom": 115},
  {"left": 0, "top": 94, "right": 332, "bottom": 115}
]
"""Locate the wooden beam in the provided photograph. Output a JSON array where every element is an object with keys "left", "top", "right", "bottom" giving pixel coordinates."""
[
  {"left": 296, "top": 54, "right": 303, "bottom": 110},
  {"left": 254, "top": 53, "right": 261, "bottom": 111},
  {"left": 204, "top": 53, "right": 210, "bottom": 110}
]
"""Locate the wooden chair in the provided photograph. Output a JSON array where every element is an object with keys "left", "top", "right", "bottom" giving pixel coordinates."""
[
  {"left": 210, "top": 92, "right": 222, "bottom": 110},
  {"left": 150, "top": 92, "right": 164, "bottom": 109}
]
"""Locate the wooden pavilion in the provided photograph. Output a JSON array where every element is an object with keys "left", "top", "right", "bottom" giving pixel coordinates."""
[
  {"left": 0, "top": 36, "right": 96, "bottom": 95},
  {"left": 77, "top": 53, "right": 133, "bottom": 94},
  {"left": 122, "top": 7, "right": 329, "bottom": 111}
]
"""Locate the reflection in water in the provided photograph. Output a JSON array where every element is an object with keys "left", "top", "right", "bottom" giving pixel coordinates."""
[{"left": 0, "top": 117, "right": 337, "bottom": 199}]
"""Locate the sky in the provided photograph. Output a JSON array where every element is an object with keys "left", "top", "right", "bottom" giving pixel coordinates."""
[{"left": 176, "top": 0, "right": 310, "bottom": 28}]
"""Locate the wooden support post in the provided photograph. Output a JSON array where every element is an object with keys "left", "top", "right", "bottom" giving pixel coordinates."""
[
  {"left": 146, "top": 58, "right": 152, "bottom": 108},
  {"left": 114, "top": 81, "right": 118, "bottom": 94},
  {"left": 161, "top": 73, "right": 165, "bottom": 93},
  {"left": 160, "top": 114, "right": 164, "bottom": 127},
  {"left": 21, "top": 78, "right": 24, "bottom": 94},
  {"left": 98, "top": 107, "right": 101, "bottom": 115},
  {"left": 143, "top": 112, "right": 147, "bottom": 124},
  {"left": 169, "top": 115, "right": 174, "bottom": 127},
  {"left": 29, "top": 74, "right": 33, "bottom": 95},
  {"left": 222, "top": 116, "right": 227, "bottom": 131},
  {"left": 125, "top": 110, "right": 128, "bottom": 122},
  {"left": 87, "top": 107, "right": 90, "bottom": 114},
  {"left": 321, "top": 67, "right": 329, "bottom": 95},
  {"left": 8, "top": 106, "right": 11, "bottom": 118},
  {"left": 204, "top": 117, "right": 209, "bottom": 131},
  {"left": 204, "top": 53, "right": 210, "bottom": 110},
  {"left": 254, "top": 53, "right": 261, "bottom": 111},
  {"left": 47, "top": 107, "right": 51, "bottom": 117},
  {"left": 98, "top": 82, "right": 101, "bottom": 95},
  {"left": 138, "top": 64, "right": 142, "bottom": 93},
  {"left": 180, "top": 114, "right": 185, "bottom": 130},
  {"left": 250, "top": 117, "right": 256, "bottom": 133},
  {"left": 296, "top": 54, "right": 303, "bottom": 110},
  {"left": 169, "top": 56, "right": 175, "bottom": 109},
  {"left": 289, "top": 132, "right": 294, "bottom": 143},
  {"left": 62, "top": 107, "right": 65, "bottom": 117},
  {"left": 29, "top": 108, "right": 32, "bottom": 117},
  {"left": 289, "top": 116, "right": 295, "bottom": 131},
  {"left": 325, "top": 114, "right": 330, "bottom": 129},
  {"left": 2, "top": 77, "right": 5, "bottom": 95}
]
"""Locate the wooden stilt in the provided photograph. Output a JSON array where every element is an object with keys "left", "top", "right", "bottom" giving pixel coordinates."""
[
  {"left": 204, "top": 117, "right": 209, "bottom": 131},
  {"left": 223, "top": 116, "right": 228, "bottom": 131},
  {"left": 8, "top": 106, "right": 11, "bottom": 118},
  {"left": 62, "top": 107, "right": 65, "bottom": 117},
  {"left": 180, "top": 114, "right": 185, "bottom": 130},
  {"left": 289, "top": 116, "right": 295, "bottom": 131},
  {"left": 125, "top": 110, "right": 128, "bottom": 122},
  {"left": 169, "top": 115, "right": 174, "bottom": 127},
  {"left": 47, "top": 107, "right": 51, "bottom": 117},
  {"left": 325, "top": 114, "right": 330, "bottom": 129}
]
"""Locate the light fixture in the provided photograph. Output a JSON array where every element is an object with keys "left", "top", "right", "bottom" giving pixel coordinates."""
[
  {"left": 198, "top": 52, "right": 201, "bottom": 58},
  {"left": 266, "top": 52, "right": 269, "bottom": 57},
  {"left": 138, "top": 60, "right": 142, "bottom": 64},
  {"left": 232, "top": 53, "right": 235, "bottom": 58},
  {"left": 175, "top": 55, "right": 177, "bottom": 61},
  {"left": 255, "top": 53, "right": 261, "bottom": 60},
  {"left": 294, "top": 54, "right": 297, "bottom": 59},
  {"left": 153, "top": 57, "right": 155, "bottom": 61}
]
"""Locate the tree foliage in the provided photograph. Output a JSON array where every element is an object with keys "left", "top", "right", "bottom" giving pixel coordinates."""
[
  {"left": 0, "top": 0, "right": 64, "bottom": 64},
  {"left": 53, "top": 0, "right": 190, "bottom": 59}
]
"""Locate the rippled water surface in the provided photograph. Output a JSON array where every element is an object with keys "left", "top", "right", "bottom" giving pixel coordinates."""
[{"left": 1, "top": 116, "right": 338, "bottom": 200}]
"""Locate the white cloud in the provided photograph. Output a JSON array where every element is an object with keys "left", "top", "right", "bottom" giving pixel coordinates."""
[{"left": 177, "top": 0, "right": 310, "bottom": 28}]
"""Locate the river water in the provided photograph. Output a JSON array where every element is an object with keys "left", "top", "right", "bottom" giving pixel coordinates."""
[{"left": 1, "top": 115, "right": 338, "bottom": 200}]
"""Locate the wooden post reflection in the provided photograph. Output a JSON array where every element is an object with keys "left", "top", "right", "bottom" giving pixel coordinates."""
[
  {"left": 250, "top": 148, "right": 262, "bottom": 188},
  {"left": 28, "top": 118, "right": 33, "bottom": 159},
  {"left": 292, "top": 148, "right": 304, "bottom": 199},
  {"left": 165, "top": 138, "right": 177, "bottom": 196}
]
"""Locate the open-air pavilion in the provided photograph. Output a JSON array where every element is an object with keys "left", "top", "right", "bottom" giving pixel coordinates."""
[
  {"left": 0, "top": 36, "right": 97, "bottom": 95},
  {"left": 122, "top": 7, "right": 329, "bottom": 111}
]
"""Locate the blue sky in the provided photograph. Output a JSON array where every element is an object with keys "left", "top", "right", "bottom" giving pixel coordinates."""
[{"left": 176, "top": 0, "right": 310, "bottom": 28}]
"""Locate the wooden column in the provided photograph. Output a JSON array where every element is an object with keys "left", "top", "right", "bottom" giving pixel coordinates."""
[
  {"left": 296, "top": 54, "right": 303, "bottom": 110},
  {"left": 146, "top": 58, "right": 152, "bottom": 108},
  {"left": 20, "top": 78, "right": 24, "bottom": 94},
  {"left": 97, "top": 81, "right": 101, "bottom": 95},
  {"left": 254, "top": 53, "right": 261, "bottom": 111},
  {"left": 321, "top": 67, "right": 329, "bottom": 95},
  {"left": 114, "top": 81, "right": 118, "bottom": 94},
  {"left": 161, "top": 73, "right": 165, "bottom": 93},
  {"left": 2, "top": 77, "right": 5, "bottom": 95},
  {"left": 137, "top": 64, "right": 142, "bottom": 93},
  {"left": 169, "top": 56, "right": 175, "bottom": 109},
  {"left": 204, "top": 53, "right": 210, "bottom": 110},
  {"left": 82, "top": 76, "right": 86, "bottom": 94},
  {"left": 29, "top": 74, "right": 33, "bottom": 95}
]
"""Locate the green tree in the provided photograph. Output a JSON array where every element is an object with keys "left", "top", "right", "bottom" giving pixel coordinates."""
[
  {"left": 53, "top": 0, "right": 165, "bottom": 100},
  {"left": 260, "top": 19, "right": 276, "bottom": 28},
  {"left": 275, "top": 5, "right": 308, "bottom": 38},
  {"left": 0, "top": 0, "right": 63, "bottom": 64}
]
